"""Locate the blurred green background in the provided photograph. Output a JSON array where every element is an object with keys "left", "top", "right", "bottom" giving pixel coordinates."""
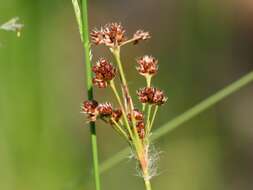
[{"left": 0, "top": 0, "right": 253, "bottom": 190}]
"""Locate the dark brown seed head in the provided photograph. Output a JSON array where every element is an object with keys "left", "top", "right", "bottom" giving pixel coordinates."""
[
  {"left": 133, "top": 30, "right": 151, "bottom": 45},
  {"left": 103, "top": 23, "right": 126, "bottom": 46},
  {"left": 127, "top": 109, "right": 144, "bottom": 121},
  {"left": 81, "top": 100, "right": 98, "bottom": 114},
  {"left": 137, "top": 87, "right": 167, "bottom": 105},
  {"left": 90, "top": 23, "right": 126, "bottom": 47},
  {"left": 136, "top": 55, "right": 158, "bottom": 76},
  {"left": 81, "top": 100, "right": 99, "bottom": 121},
  {"left": 97, "top": 103, "right": 113, "bottom": 116},
  {"left": 153, "top": 88, "right": 168, "bottom": 105},
  {"left": 111, "top": 109, "right": 122, "bottom": 123},
  {"left": 92, "top": 58, "right": 116, "bottom": 88}
]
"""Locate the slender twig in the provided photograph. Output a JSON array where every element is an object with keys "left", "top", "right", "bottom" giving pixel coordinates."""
[
  {"left": 100, "top": 71, "right": 253, "bottom": 173},
  {"left": 72, "top": 0, "right": 101, "bottom": 190}
]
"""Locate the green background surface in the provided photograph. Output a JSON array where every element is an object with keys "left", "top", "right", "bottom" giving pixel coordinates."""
[{"left": 0, "top": 0, "right": 252, "bottom": 190}]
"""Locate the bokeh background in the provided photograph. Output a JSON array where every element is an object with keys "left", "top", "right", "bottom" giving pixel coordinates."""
[{"left": 0, "top": 0, "right": 253, "bottom": 190}]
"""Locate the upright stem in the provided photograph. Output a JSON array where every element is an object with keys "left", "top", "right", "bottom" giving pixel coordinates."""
[
  {"left": 80, "top": 1, "right": 101, "bottom": 190},
  {"left": 144, "top": 179, "right": 152, "bottom": 190}
]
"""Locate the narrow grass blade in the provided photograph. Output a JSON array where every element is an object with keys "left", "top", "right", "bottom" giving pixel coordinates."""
[{"left": 72, "top": 0, "right": 101, "bottom": 190}]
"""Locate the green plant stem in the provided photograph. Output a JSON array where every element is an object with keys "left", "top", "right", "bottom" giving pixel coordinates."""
[
  {"left": 111, "top": 48, "right": 141, "bottom": 142},
  {"left": 80, "top": 1, "right": 101, "bottom": 190},
  {"left": 100, "top": 71, "right": 253, "bottom": 173},
  {"left": 144, "top": 179, "right": 152, "bottom": 190},
  {"left": 146, "top": 105, "right": 152, "bottom": 133},
  {"left": 150, "top": 105, "right": 158, "bottom": 131}
]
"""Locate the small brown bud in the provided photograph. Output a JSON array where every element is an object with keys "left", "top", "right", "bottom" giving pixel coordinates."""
[
  {"left": 97, "top": 103, "right": 113, "bottom": 116},
  {"left": 137, "top": 87, "right": 167, "bottom": 105},
  {"left": 127, "top": 109, "right": 144, "bottom": 121},
  {"left": 133, "top": 30, "right": 151, "bottom": 45},
  {"left": 92, "top": 58, "right": 116, "bottom": 88},
  {"left": 136, "top": 55, "right": 158, "bottom": 76},
  {"left": 81, "top": 100, "right": 99, "bottom": 121}
]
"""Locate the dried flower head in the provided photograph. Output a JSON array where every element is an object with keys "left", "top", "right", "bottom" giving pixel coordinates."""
[
  {"left": 97, "top": 103, "right": 113, "bottom": 116},
  {"left": 128, "top": 109, "right": 144, "bottom": 121},
  {"left": 136, "top": 55, "right": 158, "bottom": 77},
  {"left": 133, "top": 30, "right": 151, "bottom": 45},
  {"left": 81, "top": 100, "right": 99, "bottom": 121},
  {"left": 103, "top": 23, "right": 126, "bottom": 46},
  {"left": 92, "top": 58, "right": 116, "bottom": 88},
  {"left": 111, "top": 109, "right": 122, "bottom": 123},
  {"left": 91, "top": 22, "right": 150, "bottom": 47},
  {"left": 137, "top": 87, "right": 167, "bottom": 105},
  {"left": 91, "top": 23, "right": 125, "bottom": 47}
]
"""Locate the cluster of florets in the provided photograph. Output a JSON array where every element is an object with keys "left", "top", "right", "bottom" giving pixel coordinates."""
[
  {"left": 137, "top": 87, "right": 167, "bottom": 105},
  {"left": 91, "top": 23, "right": 150, "bottom": 47},
  {"left": 92, "top": 58, "right": 116, "bottom": 88},
  {"left": 136, "top": 55, "right": 158, "bottom": 77},
  {"left": 81, "top": 100, "right": 122, "bottom": 123}
]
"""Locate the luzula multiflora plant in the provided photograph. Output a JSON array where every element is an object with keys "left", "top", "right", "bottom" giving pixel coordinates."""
[{"left": 81, "top": 23, "right": 167, "bottom": 190}]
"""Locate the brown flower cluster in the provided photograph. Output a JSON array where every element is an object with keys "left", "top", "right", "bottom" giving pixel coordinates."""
[
  {"left": 92, "top": 58, "right": 116, "bottom": 88},
  {"left": 136, "top": 55, "right": 158, "bottom": 77},
  {"left": 91, "top": 23, "right": 150, "bottom": 47},
  {"left": 81, "top": 100, "right": 122, "bottom": 123},
  {"left": 137, "top": 87, "right": 167, "bottom": 105},
  {"left": 82, "top": 22, "right": 167, "bottom": 144}
]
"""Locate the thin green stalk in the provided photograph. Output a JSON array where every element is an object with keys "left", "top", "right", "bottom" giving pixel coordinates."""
[
  {"left": 111, "top": 118, "right": 129, "bottom": 141},
  {"left": 144, "top": 179, "right": 152, "bottom": 190},
  {"left": 110, "top": 80, "right": 134, "bottom": 140},
  {"left": 146, "top": 105, "right": 152, "bottom": 133},
  {"left": 146, "top": 76, "right": 152, "bottom": 87},
  {"left": 150, "top": 105, "right": 158, "bottom": 131},
  {"left": 111, "top": 48, "right": 141, "bottom": 142},
  {"left": 79, "top": 1, "right": 101, "bottom": 190},
  {"left": 100, "top": 71, "right": 253, "bottom": 173}
]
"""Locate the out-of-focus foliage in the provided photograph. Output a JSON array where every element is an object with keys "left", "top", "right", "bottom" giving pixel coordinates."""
[{"left": 0, "top": 0, "right": 252, "bottom": 190}]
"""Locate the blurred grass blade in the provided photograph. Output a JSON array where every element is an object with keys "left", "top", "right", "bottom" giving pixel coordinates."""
[
  {"left": 100, "top": 71, "right": 253, "bottom": 173},
  {"left": 71, "top": 0, "right": 83, "bottom": 41},
  {"left": 72, "top": 0, "right": 101, "bottom": 190},
  {"left": 0, "top": 17, "right": 23, "bottom": 31},
  {"left": 0, "top": 17, "right": 23, "bottom": 37}
]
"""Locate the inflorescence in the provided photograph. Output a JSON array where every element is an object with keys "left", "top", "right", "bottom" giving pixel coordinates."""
[{"left": 82, "top": 22, "right": 167, "bottom": 181}]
